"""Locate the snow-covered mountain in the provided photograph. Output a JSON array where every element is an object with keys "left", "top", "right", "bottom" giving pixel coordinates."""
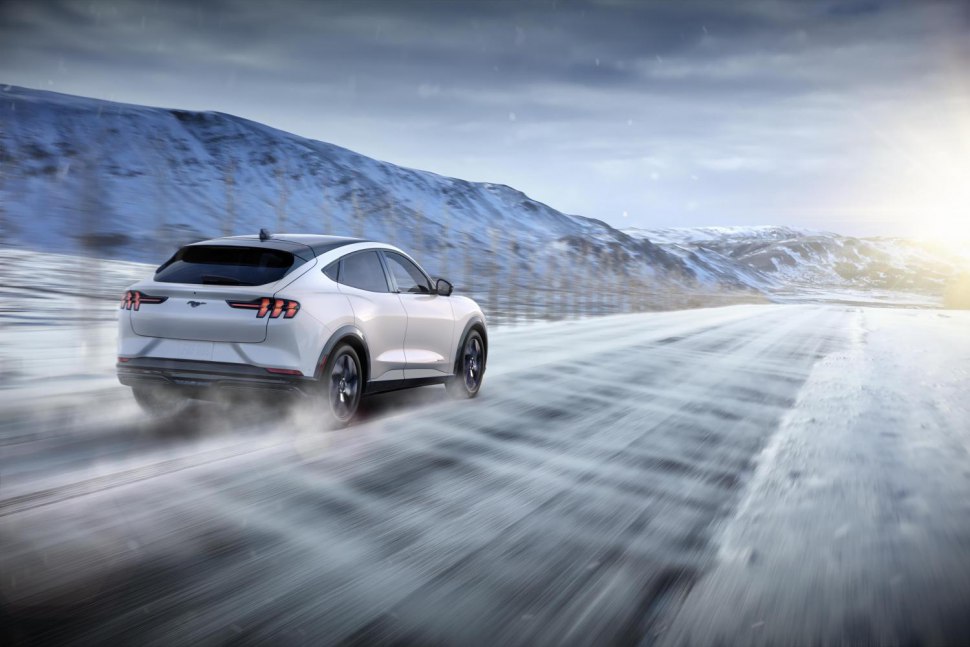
[
  {"left": 1, "top": 85, "right": 963, "bottom": 312},
  {"left": 0, "top": 85, "right": 709, "bottom": 304},
  {"left": 624, "top": 226, "right": 965, "bottom": 299}
]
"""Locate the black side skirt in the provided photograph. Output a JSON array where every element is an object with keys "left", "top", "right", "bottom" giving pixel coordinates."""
[{"left": 363, "top": 376, "right": 449, "bottom": 395}]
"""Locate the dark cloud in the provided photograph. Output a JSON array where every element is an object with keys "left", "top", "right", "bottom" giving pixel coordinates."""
[{"left": 1, "top": 0, "right": 968, "bottom": 236}]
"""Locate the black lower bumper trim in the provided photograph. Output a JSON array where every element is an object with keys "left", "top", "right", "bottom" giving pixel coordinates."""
[{"left": 117, "top": 357, "right": 315, "bottom": 395}]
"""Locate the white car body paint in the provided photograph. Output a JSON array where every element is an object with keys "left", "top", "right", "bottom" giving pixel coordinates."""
[{"left": 117, "top": 235, "right": 486, "bottom": 389}]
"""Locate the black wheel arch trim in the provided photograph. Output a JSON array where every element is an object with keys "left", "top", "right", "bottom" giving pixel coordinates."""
[
  {"left": 316, "top": 325, "right": 371, "bottom": 381},
  {"left": 454, "top": 317, "right": 488, "bottom": 375}
]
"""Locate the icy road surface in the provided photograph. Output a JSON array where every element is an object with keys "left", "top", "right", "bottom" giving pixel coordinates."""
[{"left": 2, "top": 305, "right": 970, "bottom": 645}]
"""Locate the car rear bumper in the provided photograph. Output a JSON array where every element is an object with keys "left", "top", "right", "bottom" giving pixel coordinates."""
[{"left": 117, "top": 357, "right": 316, "bottom": 396}]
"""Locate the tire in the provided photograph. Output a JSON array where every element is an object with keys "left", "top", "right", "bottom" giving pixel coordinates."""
[
  {"left": 320, "top": 343, "right": 363, "bottom": 428},
  {"left": 132, "top": 385, "right": 190, "bottom": 416},
  {"left": 447, "top": 329, "right": 485, "bottom": 399}
]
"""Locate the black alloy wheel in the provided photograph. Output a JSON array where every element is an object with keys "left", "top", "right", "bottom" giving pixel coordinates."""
[
  {"left": 447, "top": 330, "right": 485, "bottom": 398},
  {"left": 326, "top": 344, "right": 362, "bottom": 425}
]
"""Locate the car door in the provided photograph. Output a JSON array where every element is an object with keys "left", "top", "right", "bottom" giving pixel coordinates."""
[
  {"left": 333, "top": 250, "right": 407, "bottom": 382},
  {"left": 381, "top": 251, "right": 456, "bottom": 379}
]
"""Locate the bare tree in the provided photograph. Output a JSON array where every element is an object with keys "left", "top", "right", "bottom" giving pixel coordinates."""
[
  {"left": 76, "top": 126, "right": 109, "bottom": 359},
  {"left": 153, "top": 158, "right": 173, "bottom": 258},
  {"left": 487, "top": 228, "right": 499, "bottom": 323},
  {"left": 222, "top": 157, "right": 237, "bottom": 236},
  {"left": 275, "top": 165, "right": 288, "bottom": 231},
  {"left": 617, "top": 261, "right": 630, "bottom": 314},
  {"left": 321, "top": 181, "right": 332, "bottom": 234},
  {"left": 463, "top": 231, "right": 475, "bottom": 294},
  {"left": 0, "top": 126, "right": 8, "bottom": 241},
  {"left": 603, "top": 253, "right": 615, "bottom": 315},
  {"left": 527, "top": 255, "right": 539, "bottom": 322},
  {"left": 385, "top": 194, "right": 398, "bottom": 242},
  {"left": 547, "top": 254, "right": 561, "bottom": 320},
  {"left": 412, "top": 199, "right": 425, "bottom": 254},
  {"left": 142, "top": 129, "right": 174, "bottom": 258},
  {"left": 77, "top": 141, "right": 105, "bottom": 256},
  {"left": 507, "top": 238, "right": 518, "bottom": 325},
  {"left": 639, "top": 274, "right": 651, "bottom": 312},
  {"left": 353, "top": 183, "right": 364, "bottom": 238},
  {"left": 588, "top": 250, "right": 599, "bottom": 317},
  {"left": 569, "top": 251, "right": 580, "bottom": 319},
  {"left": 440, "top": 198, "right": 451, "bottom": 278}
]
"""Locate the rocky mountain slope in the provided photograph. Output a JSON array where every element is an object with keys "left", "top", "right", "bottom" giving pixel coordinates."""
[{"left": 0, "top": 85, "right": 709, "bottom": 302}]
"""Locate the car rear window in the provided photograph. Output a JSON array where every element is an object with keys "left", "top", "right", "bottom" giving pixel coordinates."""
[{"left": 155, "top": 245, "right": 298, "bottom": 286}]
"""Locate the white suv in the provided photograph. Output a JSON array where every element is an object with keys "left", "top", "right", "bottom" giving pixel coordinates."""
[{"left": 117, "top": 232, "right": 487, "bottom": 426}]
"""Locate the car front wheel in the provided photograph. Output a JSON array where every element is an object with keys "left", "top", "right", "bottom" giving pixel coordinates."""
[{"left": 447, "top": 330, "right": 485, "bottom": 399}]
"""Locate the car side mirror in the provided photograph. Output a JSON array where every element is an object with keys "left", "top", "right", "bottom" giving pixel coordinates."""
[{"left": 435, "top": 278, "right": 453, "bottom": 297}]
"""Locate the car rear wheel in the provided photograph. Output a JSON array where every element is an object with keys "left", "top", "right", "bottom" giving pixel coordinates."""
[
  {"left": 447, "top": 330, "right": 485, "bottom": 399},
  {"left": 132, "top": 385, "right": 190, "bottom": 416},
  {"left": 322, "top": 343, "right": 363, "bottom": 428}
]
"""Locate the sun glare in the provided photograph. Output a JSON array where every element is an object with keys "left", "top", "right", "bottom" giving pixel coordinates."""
[
  {"left": 854, "top": 57, "right": 970, "bottom": 260},
  {"left": 880, "top": 113, "right": 970, "bottom": 259},
  {"left": 910, "top": 176, "right": 970, "bottom": 257}
]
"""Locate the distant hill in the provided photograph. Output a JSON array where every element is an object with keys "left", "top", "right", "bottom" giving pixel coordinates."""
[{"left": 624, "top": 226, "right": 965, "bottom": 300}]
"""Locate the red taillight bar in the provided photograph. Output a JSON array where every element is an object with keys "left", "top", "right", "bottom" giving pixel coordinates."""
[
  {"left": 120, "top": 291, "right": 167, "bottom": 311},
  {"left": 227, "top": 297, "right": 300, "bottom": 319}
]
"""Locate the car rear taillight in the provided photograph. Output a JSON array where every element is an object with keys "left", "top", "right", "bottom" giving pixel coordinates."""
[
  {"left": 120, "top": 291, "right": 168, "bottom": 311},
  {"left": 226, "top": 297, "right": 300, "bottom": 318}
]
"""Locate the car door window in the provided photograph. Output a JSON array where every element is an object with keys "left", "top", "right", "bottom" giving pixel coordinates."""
[
  {"left": 338, "top": 251, "right": 389, "bottom": 292},
  {"left": 384, "top": 252, "right": 431, "bottom": 294}
]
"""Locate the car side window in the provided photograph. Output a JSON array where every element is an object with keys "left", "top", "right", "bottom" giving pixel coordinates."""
[
  {"left": 323, "top": 261, "right": 339, "bottom": 281},
  {"left": 337, "top": 251, "right": 389, "bottom": 293},
  {"left": 384, "top": 252, "right": 431, "bottom": 294}
]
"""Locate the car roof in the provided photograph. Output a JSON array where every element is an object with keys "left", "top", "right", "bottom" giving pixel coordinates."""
[{"left": 189, "top": 234, "right": 368, "bottom": 259}]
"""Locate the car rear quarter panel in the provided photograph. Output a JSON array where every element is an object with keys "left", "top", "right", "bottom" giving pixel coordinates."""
[{"left": 280, "top": 269, "right": 354, "bottom": 376}]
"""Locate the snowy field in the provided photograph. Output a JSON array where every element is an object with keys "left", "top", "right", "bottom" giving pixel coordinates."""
[{"left": 2, "top": 251, "right": 970, "bottom": 644}]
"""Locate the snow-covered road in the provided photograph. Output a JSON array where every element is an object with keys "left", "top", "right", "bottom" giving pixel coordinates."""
[{"left": 2, "top": 305, "right": 969, "bottom": 645}]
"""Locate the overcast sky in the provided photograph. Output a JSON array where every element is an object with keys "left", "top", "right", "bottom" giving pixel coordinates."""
[{"left": 2, "top": 0, "right": 968, "bottom": 238}]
